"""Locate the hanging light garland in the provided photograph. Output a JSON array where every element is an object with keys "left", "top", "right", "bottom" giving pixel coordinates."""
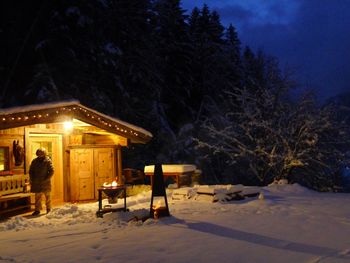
[{"left": 0, "top": 104, "right": 148, "bottom": 140}]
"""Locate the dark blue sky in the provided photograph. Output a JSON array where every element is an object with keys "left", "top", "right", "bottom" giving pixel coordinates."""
[{"left": 182, "top": 0, "right": 350, "bottom": 102}]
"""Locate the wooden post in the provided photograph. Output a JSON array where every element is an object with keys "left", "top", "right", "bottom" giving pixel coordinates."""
[{"left": 117, "top": 146, "right": 123, "bottom": 185}]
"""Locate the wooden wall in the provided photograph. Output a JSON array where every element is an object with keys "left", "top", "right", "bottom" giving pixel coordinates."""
[{"left": 1, "top": 123, "right": 127, "bottom": 202}]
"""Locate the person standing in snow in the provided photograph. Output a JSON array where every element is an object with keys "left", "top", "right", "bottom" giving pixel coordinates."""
[{"left": 29, "top": 148, "right": 54, "bottom": 216}]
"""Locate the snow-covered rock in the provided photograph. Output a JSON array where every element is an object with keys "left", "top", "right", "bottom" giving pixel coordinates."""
[{"left": 171, "top": 187, "right": 196, "bottom": 200}]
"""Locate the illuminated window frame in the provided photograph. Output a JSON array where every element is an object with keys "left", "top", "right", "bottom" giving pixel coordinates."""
[{"left": 0, "top": 146, "right": 10, "bottom": 172}]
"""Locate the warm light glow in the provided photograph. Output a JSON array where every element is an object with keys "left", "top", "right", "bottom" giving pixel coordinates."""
[
  {"left": 103, "top": 180, "right": 118, "bottom": 188},
  {"left": 154, "top": 200, "right": 163, "bottom": 209},
  {"left": 63, "top": 121, "right": 73, "bottom": 130}
]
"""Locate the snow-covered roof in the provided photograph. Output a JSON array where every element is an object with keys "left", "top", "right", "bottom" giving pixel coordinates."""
[
  {"left": 0, "top": 100, "right": 152, "bottom": 143},
  {"left": 0, "top": 100, "right": 81, "bottom": 115}
]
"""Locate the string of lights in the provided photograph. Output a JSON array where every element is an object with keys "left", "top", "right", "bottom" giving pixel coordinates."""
[{"left": 0, "top": 104, "right": 151, "bottom": 142}]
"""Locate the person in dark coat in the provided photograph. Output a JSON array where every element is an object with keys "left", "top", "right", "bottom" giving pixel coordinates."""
[{"left": 29, "top": 148, "right": 54, "bottom": 216}]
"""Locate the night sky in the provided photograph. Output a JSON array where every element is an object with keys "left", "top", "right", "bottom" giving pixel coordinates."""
[{"left": 182, "top": 0, "right": 350, "bottom": 102}]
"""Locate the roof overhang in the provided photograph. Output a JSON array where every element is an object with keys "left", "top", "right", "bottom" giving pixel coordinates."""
[{"left": 0, "top": 100, "right": 153, "bottom": 144}]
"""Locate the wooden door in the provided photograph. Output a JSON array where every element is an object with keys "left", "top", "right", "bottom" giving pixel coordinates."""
[
  {"left": 94, "top": 148, "right": 115, "bottom": 197},
  {"left": 28, "top": 135, "right": 64, "bottom": 203},
  {"left": 70, "top": 149, "right": 94, "bottom": 201}
]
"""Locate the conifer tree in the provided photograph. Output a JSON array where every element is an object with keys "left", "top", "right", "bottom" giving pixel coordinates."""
[
  {"left": 151, "top": 0, "right": 193, "bottom": 129},
  {"left": 188, "top": 4, "right": 227, "bottom": 115}
]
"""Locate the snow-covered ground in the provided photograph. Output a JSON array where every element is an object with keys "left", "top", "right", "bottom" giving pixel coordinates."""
[{"left": 1, "top": 184, "right": 350, "bottom": 263}]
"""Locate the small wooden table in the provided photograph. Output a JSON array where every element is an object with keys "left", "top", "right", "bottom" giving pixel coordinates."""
[
  {"left": 144, "top": 165, "right": 196, "bottom": 188},
  {"left": 96, "top": 185, "right": 127, "bottom": 218}
]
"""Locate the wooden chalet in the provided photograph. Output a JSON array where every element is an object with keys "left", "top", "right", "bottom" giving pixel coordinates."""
[{"left": 0, "top": 100, "right": 152, "bottom": 214}]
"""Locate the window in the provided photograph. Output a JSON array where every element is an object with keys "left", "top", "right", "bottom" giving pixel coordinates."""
[{"left": 0, "top": 147, "right": 10, "bottom": 172}]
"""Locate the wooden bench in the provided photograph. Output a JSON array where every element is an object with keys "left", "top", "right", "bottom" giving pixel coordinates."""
[
  {"left": 123, "top": 168, "right": 145, "bottom": 184},
  {"left": 0, "top": 193, "right": 34, "bottom": 217},
  {"left": 0, "top": 174, "right": 33, "bottom": 217}
]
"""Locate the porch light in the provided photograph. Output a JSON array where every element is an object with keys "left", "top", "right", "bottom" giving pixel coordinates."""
[{"left": 63, "top": 121, "right": 73, "bottom": 131}]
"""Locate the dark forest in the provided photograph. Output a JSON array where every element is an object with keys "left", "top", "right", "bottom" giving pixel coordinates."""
[{"left": 1, "top": 0, "right": 350, "bottom": 191}]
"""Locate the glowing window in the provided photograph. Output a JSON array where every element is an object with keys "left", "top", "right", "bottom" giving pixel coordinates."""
[{"left": 0, "top": 147, "right": 10, "bottom": 172}]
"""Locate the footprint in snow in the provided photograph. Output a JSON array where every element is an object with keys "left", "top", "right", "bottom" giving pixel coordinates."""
[
  {"left": 91, "top": 243, "right": 101, "bottom": 249},
  {"left": 339, "top": 248, "right": 350, "bottom": 256},
  {"left": 0, "top": 256, "right": 15, "bottom": 262}
]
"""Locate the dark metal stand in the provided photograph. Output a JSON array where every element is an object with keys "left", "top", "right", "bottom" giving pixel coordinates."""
[
  {"left": 96, "top": 185, "right": 127, "bottom": 218},
  {"left": 150, "top": 164, "right": 170, "bottom": 219}
]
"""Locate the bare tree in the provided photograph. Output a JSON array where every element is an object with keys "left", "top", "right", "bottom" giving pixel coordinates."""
[{"left": 196, "top": 83, "right": 349, "bottom": 190}]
